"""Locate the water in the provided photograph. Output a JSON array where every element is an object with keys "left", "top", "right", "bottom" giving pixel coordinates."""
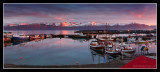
[{"left": 4, "top": 30, "right": 157, "bottom": 66}]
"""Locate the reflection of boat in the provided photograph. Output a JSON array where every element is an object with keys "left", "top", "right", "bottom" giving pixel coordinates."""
[
  {"left": 90, "top": 41, "right": 105, "bottom": 52},
  {"left": 90, "top": 49, "right": 113, "bottom": 63},
  {"left": 4, "top": 42, "right": 12, "bottom": 47},
  {"left": 12, "top": 35, "right": 29, "bottom": 42}
]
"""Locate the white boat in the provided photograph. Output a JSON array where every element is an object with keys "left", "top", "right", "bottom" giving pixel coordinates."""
[
  {"left": 12, "top": 34, "right": 30, "bottom": 41},
  {"left": 97, "top": 37, "right": 106, "bottom": 42},
  {"left": 135, "top": 37, "right": 149, "bottom": 44},
  {"left": 119, "top": 42, "right": 126, "bottom": 47},
  {"left": 107, "top": 41, "right": 113, "bottom": 48},
  {"left": 105, "top": 48, "right": 121, "bottom": 55},
  {"left": 148, "top": 39, "right": 155, "bottom": 42},
  {"left": 30, "top": 35, "right": 40, "bottom": 40},
  {"left": 127, "top": 37, "right": 136, "bottom": 43},
  {"left": 79, "top": 32, "right": 86, "bottom": 37},
  {"left": 90, "top": 41, "right": 105, "bottom": 52},
  {"left": 121, "top": 46, "right": 136, "bottom": 53},
  {"left": 120, "top": 36, "right": 136, "bottom": 53}
]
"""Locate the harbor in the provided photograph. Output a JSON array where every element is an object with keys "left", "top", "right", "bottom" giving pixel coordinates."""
[
  {"left": 3, "top": 3, "right": 157, "bottom": 69},
  {"left": 3, "top": 30, "right": 157, "bottom": 68}
]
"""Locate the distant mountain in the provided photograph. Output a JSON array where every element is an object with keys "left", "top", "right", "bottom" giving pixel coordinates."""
[{"left": 4, "top": 23, "right": 156, "bottom": 30}]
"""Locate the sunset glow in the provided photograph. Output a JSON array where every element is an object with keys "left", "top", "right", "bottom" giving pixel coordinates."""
[{"left": 4, "top": 4, "right": 156, "bottom": 26}]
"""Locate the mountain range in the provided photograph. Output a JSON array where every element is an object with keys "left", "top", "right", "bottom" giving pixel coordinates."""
[{"left": 4, "top": 23, "right": 156, "bottom": 30}]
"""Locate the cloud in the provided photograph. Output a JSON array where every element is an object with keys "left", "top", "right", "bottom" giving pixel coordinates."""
[{"left": 3, "top": 4, "right": 156, "bottom": 26}]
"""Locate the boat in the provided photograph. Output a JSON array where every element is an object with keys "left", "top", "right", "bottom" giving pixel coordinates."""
[
  {"left": 40, "top": 34, "right": 46, "bottom": 39},
  {"left": 3, "top": 36, "right": 11, "bottom": 42},
  {"left": 90, "top": 40, "right": 105, "bottom": 52},
  {"left": 4, "top": 32, "right": 13, "bottom": 38},
  {"left": 107, "top": 41, "right": 113, "bottom": 48},
  {"left": 120, "top": 36, "right": 136, "bottom": 53},
  {"left": 136, "top": 37, "right": 149, "bottom": 44},
  {"left": 105, "top": 48, "right": 121, "bottom": 55},
  {"left": 11, "top": 34, "right": 29, "bottom": 42},
  {"left": 105, "top": 25, "right": 121, "bottom": 55},
  {"left": 30, "top": 35, "right": 40, "bottom": 40},
  {"left": 127, "top": 37, "right": 136, "bottom": 43},
  {"left": 120, "top": 46, "right": 136, "bottom": 53},
  {"left": 46, "top": 34, "right": 53, "bottom": 38},
  {"left": 148, "top": 39, "right": 155, "bottom": 42},
  {"left": 97, "top": 37, "right": 106, "bottom": 42},
  {"left": 79, "top": 32, "right": 87, "bottom": 37},
  {"left": 64, "top": 35, "right": 68, "bottom": 38}
]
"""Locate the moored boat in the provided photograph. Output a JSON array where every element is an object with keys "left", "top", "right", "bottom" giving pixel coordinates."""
[
  {"left": 90, "top": 41, "right": 105, "bottom": 52},
  {"left": 11, "top": 35, "right": 29, "bottom": 42}
]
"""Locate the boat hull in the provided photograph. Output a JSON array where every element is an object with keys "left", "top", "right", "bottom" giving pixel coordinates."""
[
  {"left": 122, "top": 49, "right": 136, "bottom": 53},
  {"left": 90, "top": 45, "right": 104, "bottom": 52},
  {"left": 12, "top": 37, "right": 29, "bottom": 42},
  {"left": 105, "top": 51, "right": 121, "bottom": 55}
]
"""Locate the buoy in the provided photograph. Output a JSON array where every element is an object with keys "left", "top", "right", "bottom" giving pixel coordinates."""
[
  {"left": 76, "top": 62, "right": 78, "bottom": 64},
  {"left": 21, "top": 57, "right": 22, "bottom": 59}
]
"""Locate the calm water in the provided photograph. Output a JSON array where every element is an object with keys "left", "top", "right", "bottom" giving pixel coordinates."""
[{"left": 4, "top": 30, "right": 157, "bottom": 66}]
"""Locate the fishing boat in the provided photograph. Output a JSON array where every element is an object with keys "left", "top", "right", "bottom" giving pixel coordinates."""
[
  {"left": 46, "top": 34, "right": 53, "bottom": 38},
  {"left": 90, "top": 40, "right": 105, "bottom": 52},
  {"left": 120, "top": 37, "right": 136, "bottom": 53},
  {"left": 30, "top": 35, "right": 40, "bottom": 40},
  {"left": 105, "top": 25, "right": 121, "bottom": 55},
  {"left": 40, "top": 34, "right": 46, "bottom": 39},
  {"left": 107, "top": 41, "right": 113, "bottom": 48},
  {"left": 141, "top": 46, "right": 149, "bottom": 51},
  {"left": 148, "top": 39, "right": 155, "bottom": 42},
  {"left": 97, "top": 37, "right": 106, "bottom": 42},
  {"left": 12, "top": 34, "right": 30, "bottom": 42},
  {"left": 135, "top": 37, "right": 149, "bottom": 44},
  {"left": 105, "top": 47, "right": 121, "bottom": 55},
  {"left": 127, "top": 37, "right": 136, "bottom": 43},
  {"left": 3, "top": 36, "right": 11, "bottom": 42},
  {"left": 4, "top": 32, "right": 13, "bottom": 38}
]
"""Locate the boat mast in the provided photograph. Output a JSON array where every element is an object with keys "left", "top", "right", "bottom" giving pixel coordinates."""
[
  {"left": 122, "top": 36, "right": 124, "bottom": 46},
  {"left": 114, "top": 31, "right": 117, "bottom": 52},
  {"left": 106, "top": 23, "right": 107, "bottom": 43},
  {"left": 109, "top": 24, "right": 110, "bottom": 41}
]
